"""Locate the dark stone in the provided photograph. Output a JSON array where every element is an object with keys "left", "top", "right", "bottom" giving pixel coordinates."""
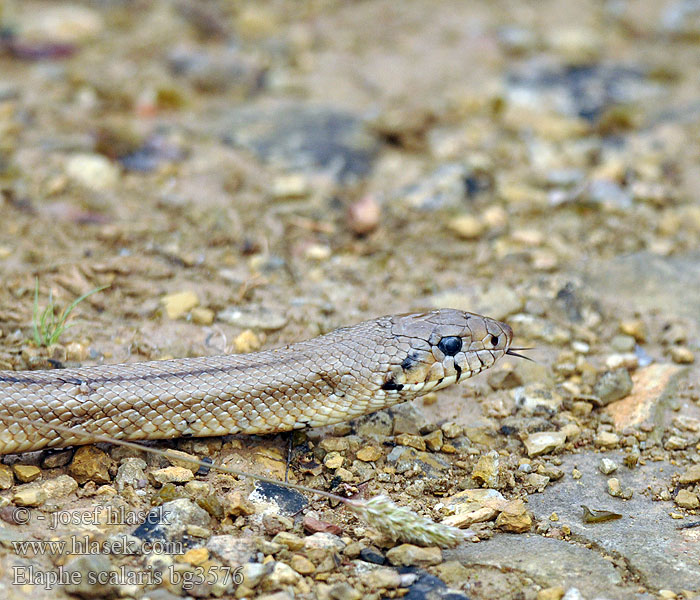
[
  {"left": 359, "top": 547, "right": 385, "bottom": 565},
  {"left": 250, "top": 481, "right": 308, "bottom": 515}
]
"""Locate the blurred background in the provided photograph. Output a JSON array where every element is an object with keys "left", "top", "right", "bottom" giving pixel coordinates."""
[{"left": 1, "top": 1, "right": 700, "bottom": 596}]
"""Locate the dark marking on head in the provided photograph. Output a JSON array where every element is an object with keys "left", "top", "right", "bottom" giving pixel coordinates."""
[
  {"left": 455, "top": 363, "right": 462, "bottom": 383},
  {"left": 382, "top": 379, "right": 404, "bottom": 391},
  {"left": 401, "top": 353, "right": 418, "bottom": 371}
]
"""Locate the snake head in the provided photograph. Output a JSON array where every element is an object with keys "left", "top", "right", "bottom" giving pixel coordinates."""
[{"left": 381, "top": 308, "right": 513, "bottom": 396}]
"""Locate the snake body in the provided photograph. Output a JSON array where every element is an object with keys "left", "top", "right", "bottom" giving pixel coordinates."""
[{"left": 0, "top": 309, "right": 513, "bottom": 454}]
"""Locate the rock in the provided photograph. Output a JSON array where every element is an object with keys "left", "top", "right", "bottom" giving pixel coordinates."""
[
  {"left": 512, "top": 383, "right": 563, "bottom": 414},
  {"left": 424, "top": 430, "right": 443, "bottom": 452},
  {"left": 679, "top": 465, "right": 700, "bottom": 484},
  {"left": 599, "top": 458, "right": 618, "bottom": 475},
  {"left": 356, "top": 446, "right": 383, "bottom": 462},
  {"left": 323, "top": 451, "right": 344, "bottom": 469},
  {"left": 395, "top": 433, "right": 426, "bottom": 451},
  {"left": 669, "top": 346, "right": 694, "bottom": 364},
  {"left": 448, "top": 214, "right": 486, "bottom": 240},
  {"left": 495, "top": 499, "right": 532, "bottom": 533},
  {"left": 593, "top": 369, "right": 633, "bottom": 405},
  {"left": 359, "top": 547, "right": 385, "bottom": 564},
  {"left": 218, "top": 305, "right": 288, "bottom": 331},
  {"left": 233, "top": 329, "right": 262, "bottom": 353},
  {"left": 20, "top": 5, "right": 103, "bottom": 43},
  {"left": 561, "top": 588, "right": 585, "bottom": 600},
  {"left": 12, "top": 465, "right": 41, "bottom": 483},
  {"left": 0, "top": 465, "right": 13, "bottom": 489},
  {"left": 290, "top": 554, "right": 315, "bottom": 575},
  {"left": 42, "top": 474, "right": 79, "bottom": 499},
  {"left": 304, "top": 532, "right": 346, "bottom": 553},
  {"left": 133, "top": 499, "right": 210, "bottom": 542},
  {"left": 472, "top": 451, "right": 500, "bottom": 488},
  {"left": 441, "top": 488, "right": 507, "bottom": 528},
  {"left": 665, "top": 435, "right": 690, "bottom": 450},
  {"left": 207, "top": 535, "right": 256, "bottom": 567},
  {"left": 250, "top": 481, "right": 308, "bottom": 515},
  {"left": 68, "top": 446, "right": 112, "bottom": 484},
  {"left": 386, "top": 544, "right": 443, "bottom": 567},
  {"left": 675, "top": 489, "right": 699, "bottom": 509},
  {"left": 160, "top": 290, "right": 199, "bottom": 319},
  {"left": 397, "top": 163, "right": 473, "bottom": 211},
  {"left": 367, "top": 567, "right": 402, "bottom": 589},
  {"left": 180, "top": 547, "right": 208, "bottom": 566},
  {"left": 224, "top": 490, "right": 256, "bottom": 516},
  {"left": 149, "top": 466, "right": 194, "bottom": 486},
  {"left": 260, "top": 562, "right": 301, "bottom": 591},
  {"left": 66, "top": 153, "right": 119, "bottom": 191},
  {"left": 12, "top": 484, "right": 47, "bottom": 507},
  {"left": 441, "top": 422, "right": 463, "bottom": 438},
  {"left": 272, "top": 174, "right": 310, "bottom": 199},
  {"left": 523, "top": 431, "right": 567, "bottom": 457},
  {"left": 386, "top": 446, "right": 451, "bottom": 477},
  {"left": 115, "top": 458, "right": 147, "bottom": 491},
  {"left": 607, "top": 477, "right": 633, "bottom": 499},
  {"left": 594, "top": 431, "right": 620, "bottom": 449},
  {"left": 41, "top": 449, "right": 74, "bottom": 469},
  {"left": 220, "top": 103, "right": 379, "bottom": 183},
  {"left": 191, "top": 307, "right": 215, "bottom": 325},
  {"left": 318, "top": 582, "right": 361, "bottom": 600},
  {"left": 62, "top": 554, "right": 117, "bottom": 597},
  {"left": 538, "top": 587, "right": 565, "bottom": 600},
  {"left": 348, "top": 194, "right": 380, "bottom": 235}
]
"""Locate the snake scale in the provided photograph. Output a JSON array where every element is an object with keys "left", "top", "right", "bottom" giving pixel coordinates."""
[{"left": 0, "top": 308, "right": 520, "bottom": 454}]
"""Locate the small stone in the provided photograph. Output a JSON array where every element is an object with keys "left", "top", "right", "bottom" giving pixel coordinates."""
[
  {"left": 607, "top": 478, "right": 633, "bottom": 499},
  {"left": 207, "top": 535, "right": 256, "bottom": 567},
  {"left": 233, "top": 329, "right": 262, "bottom": 353},
  {"left": 356, "top": 446, "right": 383, "bottom": 462},
  {"left": 367, "top": 567, "right": 402, "bottom": 589},
  {"left": 538, "top": 586, "right": 565, "bottom": 600},
  {"left": 161, "top": 290, "right": 199, "bottom": 320},
  {"left": 386, "top": 544, "right": 442, "bottom": 567},
  {"left": 12, "top": 465, "right": 41, "bottom": 483},
  {"left": 149, "top": 466, "right": 194, "bottom": 486},
  {"left": 263, "top": 513, "right": 293, "bottom": 535},
  {"left": 512, "top": 383, "right": 563, "bottom": 414},
  {"left": 472, "top": 451, "right": 500, "bottom": 488},
  {"left": 620, "top": 319, "right": 647, "bottom": 342},
  {"left": 348, "top": 194, "right": 380, "bottom": 235},
  {"left": 523, "top": 431, "right": 566, "bottom": 457},
  {"left": 12, "top": 485, "right": 47, "bottom": 507},
  {"left": 303, "top": 532, "right": 346, "bottom": 553},
  {"left": 424, "top": 430, "right": 443, "bottom": 452},
  {"left": 669, "top": 346, "right": 694, "bottom": 364},
  {"left": 593, "top": 369, "right": 633, "bottom": 405},
  {"left": 224, "top": 491, "right": 255, "bottom": 517},
  {"left": 495, "top": 499, "right": 532, "bottom": 533},
  {"left": 115, "top": 458, "right": 147, "bottom": 491},
  {"left": 441, "top": 488, "right": 507, "bottom": 528},
  {"left": 290, "top": 554, "right": 315, "bottom": 575},
  {"left": 610, "top": 334, "right": 636, "bottom": 353},
  {"left": 594, "top": 431, "right": 620, "bottom": 449},
  {"left": 180, "top": 547, "right": 209, "bottom": 566},
  {"left": 395, "top": 433, "right": 426, "bottom": 451},
  {"left": 272, "top": 174, "right": 309, "bottom": 199},
  {"left": 191, "top": 307, "right": 215, "bottom": 325},
  {"left": 41, "top": 474, "right": 78, "bottom": 500},
  {"left": 68, "top": 446, "right": 112, "bottom": 484},
  {"left": 323, "top": 451, "right": 344, "bottom": 470},
  {"left": 359, "top": 547, "right": 385, "bottom": 564},
  {"left": 599, "top": 458, "right": 618, "bottom": 475},
  {"left": 164, "top": 449, "right": 200, "bottom": 474},
  {"left": 272, "top": 531, "right": 304, "bottom": 551},
  {"left": 448, "top": 214, "right": 486, "bottom": 240},
  {"left": 63, "top": 554, "right": 117, "bottom": 598},
  {"left": 0, "top": 465, "right": 13, "bottom": 489},
  {"left": 665, "top": 435, "right": 689, "bottom": 450},
  {"left": 65, "top": 342, "right": 88, "bottom": 362},
  {"left": 261, "top": 562, "right": 301, "bottom": 590},
  {"left": 66, "top": 153, "right": 119, "bottom": 191},
  {"left": 305, "top": 243, "right": 331, "bottom": 261},
  {"left": 561, "top": 588, "right": 585, "bottom": 600},
  {"left": 218, "top": 305, "right": 287, "bottom": 331},
  {"left": 675, "top": 489, "right": 699, "bottom": 509},
  {"left": 441, "top": 422, "right": 463, "bottom": 439},
  {"left": 679, "top": 465, "right": 700, "bottom": 484}
]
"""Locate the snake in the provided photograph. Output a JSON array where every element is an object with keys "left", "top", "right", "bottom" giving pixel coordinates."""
[{"left": 0, "top": 308, "right": 523, "bottom": 455}]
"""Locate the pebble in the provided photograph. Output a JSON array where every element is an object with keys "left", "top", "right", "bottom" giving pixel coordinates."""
[
  {"left": 234, "top": 329, "right": 263, "bottom": 353},
  {"left": 133, "top": 499, "right": 210, "bottom": 542},
  {"left": 66, "top": 153, "right": 119, "bottom": 191},
  {"left": 561, "top": 588, "right": 585, "bottom": 600},
  {"left": 272, "top": 531, "right": 304, "bottom": 551},
  {"left": 218, "top": 305, "right": 288, "bottom": 331},
  {"left": 538, "top": 587, "right": 566, "bottom": 600},
  {"left": 207, "top": 535, "right": 256, "bottom": 567},
  {"left": 272, "top": 174, "right": 310, "bottom": 199},
  {"left": 665, "top": 435, "right": 690, "bottom": 450},
  {"left": 441, "top": 422, "right": 463, "bottom": 439},
  {"left": 599, "top": 458, "right": 618, "bottom": 475},
  {"left": 448, "top": 214, "right": 486, "bottom": 240},
  {"left": 620, "top": 319, "right": 647, "bottom": 342},
  {"left": 679, "top": 465, "right": 700, "bottom": 484},
  {"left": 367, "top": 566, "right": 402, "bottom": 589},
  {"left": 607, "top": 478, "right": 633, "bottom": 499},
  {"left": 395, "top": 433, "right": 426, "bottom": 451},
  {"left": 670, "top": 346, "right": 695, "bottom": 364},
  {"left": 472, "top": 451, "right": 500, "bottom": 488},
  {"left": 348, "top": 194, "right": 381, "bottom": 235},
  {"left": 356, "top": 446, "right": 383, "bottom": 462},
  {"left": 114, "top": 458, "right": 147, "bottom": 491},
  {"left": 495, "top": 499, "right": 532, "bottom": 532},
  {"left": 191, "top": 307, "right": 215, "bottom": 325},
  {"left": 594, "top": 432, "right": 620, "bottom": 449},
  {"left": 674, "top": 489, "right": 699, "bottom": 509},
  {"left": 12, "top": 465, "right": 41, "bottom": 483},
  {"left": 224, "top": 490, "right": 256, "bottom": 516},
  {"left": 160, "top": 290, "right": 199, "bottom": 320},
  {"left": 386, "top": 543, "right": 443, "bottom": 567},
  {"left": 261, "top": 562, "right": 301, "bottom": 590},
  {"left": 303, "top": 532, "right": 346, "bottom": 553},
  {"left": 0, "top": 465, "right": 13, "bottom": 489},
  {"left": 359, "top": 546, "right": 385, "bottom": 564},
  {"left": 179, "top": 547, "right": 208, "bottom": 566},
  {"left": 593, "top": 369, "right": 633, "bottom": 405},
  {"left": 68, "top": 446, "right": 112, "bottom": 484},
  {"left": 250, "top": 481, "right": 308, "bottom": 515},
  {"left": 441, "top": 488, "right": 507, "bottom": 528},
  {"left": 523, "top": 431, "right": 567, "bottom": 457},
  {"left": 424, "top": 429, "right": 443, "bottom": 452},
  {"left": 323, "top": 451, "right": 344, "bottom": 469},
  {"left": 290, "top": 554, "right": 315, "bottom": 575},
  {"left": 12, "top": 484, "right": 47, "bottom": 507},
  {"left": 512, "top": 383, "right": 563, "bottom": 414},
  {"left": 149, "top": 466, "right": 194, "bottom": 486},
  {"left": 21, "top": 5, "right": 104, "bottom": 43}
]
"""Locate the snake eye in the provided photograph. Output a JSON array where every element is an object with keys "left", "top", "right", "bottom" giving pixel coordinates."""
[
  {"left": 437, "top": 336, "right": 462, "bottom": 356},
  {"left": 490, "top": 335, "right": 500, "bottom": 347}
]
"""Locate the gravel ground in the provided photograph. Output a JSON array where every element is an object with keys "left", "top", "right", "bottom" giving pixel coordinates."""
[{"left": 1, "top": 1, "right": 700, "bottom": 599}]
